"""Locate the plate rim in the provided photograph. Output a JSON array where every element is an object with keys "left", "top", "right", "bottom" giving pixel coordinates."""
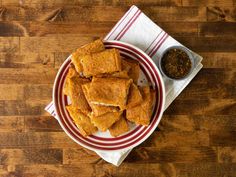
[{"left": 53, "top": 40, "right": 166, "bottom": 152}]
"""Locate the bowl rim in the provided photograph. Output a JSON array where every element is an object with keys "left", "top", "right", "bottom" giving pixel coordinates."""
[
  {"left": 158, "top": 45, "right": 195, "bottom": 81},
  {"left": 53, "top": 40, "right": 166, "bottom": 152}
]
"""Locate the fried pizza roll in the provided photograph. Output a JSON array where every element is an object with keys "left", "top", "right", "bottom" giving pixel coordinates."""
[
  {"left": 126, "top": 86, "right": 155, "bottom": 126},
  {"left": 90, "top": 111, "right": 123, "bottom": 132},
  {"left": 80, "top": 48, "right": 122, "bottom": 77},
  {"left": 82, "top": 77, "right": 132, "bottom": 109},
  {"left": 89, "top": 104, "right": 119, "bottom": 117},
  {"left": 82, "top": 81, "right": 119, "bottom": 116},
  {"left": 72, "top": 39, "right": 105, "bottom": 73},
  {"left": 68, "top": 76, "right": 91, "bottom": 113},
  {"left": 121, "top": 58, "right": 140, "bottom": 84},
  {"left": 109, "top": 115, "right": 129, "bottom": 137},
  {"left": 126, "top": 83, "right": 143, "bottom": 109},
  {"left": 63, "top": 64, "right": 78, "bottom": 95},
  {"left": 66, "top": 105, "right": 97, "bottom": 136}
]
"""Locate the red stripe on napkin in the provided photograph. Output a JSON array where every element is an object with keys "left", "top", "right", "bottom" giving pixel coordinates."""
[
  {"left": 114, "top": 9, "right": 140, "bottom": 40},
  {"left": 105, "top": 6, "right": 135, "bottom": 40},
  {"left": 148, "top": 32, "right": 166, "bottom": 56},
  {"left": 150, "top": 34, "right": 169, "bottom": 57},
  {"left": 116, "top": 11, "right": 142, "bottom": 40},
  {"left": 46, "top": 102, "right": 53, "bottom": 111},
  {"left": 144, "top": 30, "right": 163, "bottom": 52}
]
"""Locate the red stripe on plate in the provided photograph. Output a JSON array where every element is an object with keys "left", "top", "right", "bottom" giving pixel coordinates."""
[
  {"left": 64, "top": 67, "right": 161, "bottom": 150},
  {"left": 62, "top": 70, "right": 144, "bottom": 143},
  {"left": 58, "top": 63, "right": 148, "bottom": 147},
  {"left": 61, "top": 47, "right": 155, "bottom": 143},
  {"left": 61, "top": 49, "right": 155, "bottom": 144},
  {"left": 59, "top": 61, "right": 145, "bottom": 145},
  {"left": 57, "top": 63, "right": 161, "bottom": 150},
  {"left": 54, "top": 42, "right": 164, "bottom": 151}
]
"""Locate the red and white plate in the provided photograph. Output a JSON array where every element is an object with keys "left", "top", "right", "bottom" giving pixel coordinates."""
[{"left": 53, "top": 40, "right": 165, "bottom": 152}]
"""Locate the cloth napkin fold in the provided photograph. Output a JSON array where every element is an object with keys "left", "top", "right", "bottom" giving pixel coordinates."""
[{"left": 45, "top": 5, "right": 203, "bottom": 166}]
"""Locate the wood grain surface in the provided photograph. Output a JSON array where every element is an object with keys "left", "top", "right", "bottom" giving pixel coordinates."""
[{"left": 0, "top": 0, "right": 235, "bottom": 177}]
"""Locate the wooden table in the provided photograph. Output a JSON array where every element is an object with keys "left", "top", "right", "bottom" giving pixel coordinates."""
[{"left": 0, "top": 0, "right": 236, "bottom": 176}]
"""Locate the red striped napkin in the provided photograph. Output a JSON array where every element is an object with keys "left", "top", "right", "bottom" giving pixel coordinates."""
[{"left": 45, "top": 5, "right": 203, "bottom": 166}]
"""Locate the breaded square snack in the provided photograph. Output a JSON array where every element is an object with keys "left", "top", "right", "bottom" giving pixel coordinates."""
[
  {"left": 121, "top": 58, "right": 131, "bottom": 71},
  {"left": 82, "top": 82, "right": 118, "bottom": 116},
  {"left": 109, "top": 115, "right": 129, "bottom": 137},
  {"left": 126, "top": 86, "right": 155, "bottom": 126},
  {"left": 82, "top": 77, "right": 132, "bottom": 109},
  {"left": 126, "top": 83, "right": 143, "bottom": 109},
  {"left": 90, "top": 104, "right": 118, "bottom": 117},
  {"left": 68, "top": 76, "right": 91, "bottom": 113},
  {"left": 66, "top": 105, "right": 97, "bottom": 136},
  {"left": 121, "top": 58, "right": 140, "bottom": 84},
  {"left": 80, "top": 48, "right": 122, "bottom": 77},
  {"left": 90, "top": 111, "right": 123, "bottom": 131},
  {"left": 72, "top": 39, "right": 105, "bottom": 73},
  {"left": 63, "top": 64, "right": 78, "bottom": 95}
]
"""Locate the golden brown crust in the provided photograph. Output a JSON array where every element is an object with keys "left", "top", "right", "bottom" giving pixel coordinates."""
[
  {"left": 126, "top": 83, "right": 143, "bottom": 109},
  {"left": 71, "top": 39, "right": 105, "bottom": 73},
  {"left": 66, "top": 105, "right": 97, "bottom": 136},
  {"left": 83, "top": 77, "right": 132, "bottom": 109},
  {"left": 121, "top": 58, "right": 140, "bottom": 84},
  {"left": 121, "top": 58, "right": 132, "bottom": 71},
  {"left": 80, "top": 49, "right": 122, "bottom": 77},
  {"left": 90, "top": 111, "right": 123, "bottom": 131},
  {"left": 126, "top": 86, "right": 155, "bottom": 126},
  {"left": 82, "top": 82, "right": 119, "bottom": 116},
  {"left": 90, "top": 104, "right": 119, "bottom": 117},
  {"left": 63, "top": 40, "right": 156, "bottom": 137},
  {"left": 68, "top": 76, "right": 91, "bottom": 113},
  {"left": 63, "top": 64, "right": 78, "bottom": 95},
  {"left": 109, "top": 115, "right": 129, "bottom": 137}
]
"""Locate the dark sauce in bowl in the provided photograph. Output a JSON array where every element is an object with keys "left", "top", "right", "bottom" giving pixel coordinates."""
[{"left": 161, "top": 48, "right": 192, "bottom": 79}]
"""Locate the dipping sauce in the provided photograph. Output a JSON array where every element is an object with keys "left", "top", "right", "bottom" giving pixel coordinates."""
[{"left": 161, "top": 48, "right": 192, "bottom": 79}]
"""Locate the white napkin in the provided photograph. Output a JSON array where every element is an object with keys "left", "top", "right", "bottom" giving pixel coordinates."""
[{"left": 45, "top": 5, "right": 203, "bottom": 166}]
